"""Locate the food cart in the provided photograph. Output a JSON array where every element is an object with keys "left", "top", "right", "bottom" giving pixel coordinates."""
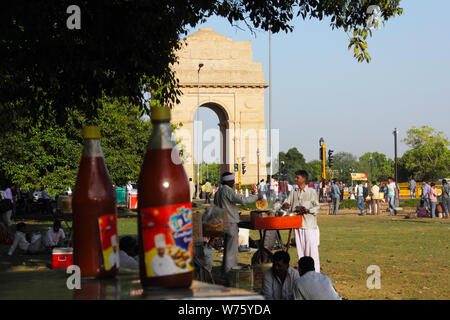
[{"left": 238, "top": 211, "right": 303, "bottom": 257}]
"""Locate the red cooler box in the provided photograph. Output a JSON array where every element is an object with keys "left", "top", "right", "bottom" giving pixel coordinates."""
[
  {"left": 52, "top": 247, "right": 73, "bottom": 269},
  {"left": 129, "top": 191, "right": 138, "bottom": 209}
]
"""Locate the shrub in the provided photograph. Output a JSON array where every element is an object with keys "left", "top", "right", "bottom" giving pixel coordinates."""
[
  {"left": 400, "top": 199, "right": 421, "bottom": 208},
  {"left": 339, "top": 199, "right": 358, "bottom": 209}
]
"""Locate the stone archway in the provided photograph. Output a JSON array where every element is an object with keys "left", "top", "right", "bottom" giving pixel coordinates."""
[
  {"left": 171, "top": 28, "right": 268, "bottom": 185},
  {"left": 196, "top": 102, "right": 229, "bottom": 176}
]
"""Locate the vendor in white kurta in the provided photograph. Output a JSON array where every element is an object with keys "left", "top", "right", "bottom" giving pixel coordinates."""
[
  {"left": 282, "top": 170, "right": 321, "bottom": 272},
  {"left": 151, "top": 233, "right": 179, "bottom": 276},
  {"left": 213, "top": 172, "right": 261, "bottom": 274}
]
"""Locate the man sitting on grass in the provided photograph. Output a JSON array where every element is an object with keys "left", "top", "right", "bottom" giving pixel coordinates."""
[
  {"left": 43, "top": 220, "right": 66, "bottom": 250},
  {"left": 261, "top": 250, "right": 299, "bottom": 300},
  {"left": 8, "top": 222, "right": 45, "bottom": 256},
  {"left": 294, "top": 256, "right": 341, "bottom": 300},
  {"left": 415, "top": 199, "right": 430, "bottom": 218}
]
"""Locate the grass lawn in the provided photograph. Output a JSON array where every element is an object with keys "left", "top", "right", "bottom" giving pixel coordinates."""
[{"left": 1, "top": 213, "right": 448, "bottom": 300}]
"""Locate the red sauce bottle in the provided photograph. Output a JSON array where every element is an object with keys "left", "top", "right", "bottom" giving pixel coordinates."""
[
  {"left": 138, "top": 106, "right": 193, "bottom": 288},
  {"left": 72, "top": 126, "right": 119, "bottom": 278}
]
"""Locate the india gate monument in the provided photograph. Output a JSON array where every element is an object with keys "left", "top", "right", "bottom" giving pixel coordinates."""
[{"left": 172, "top": 28, "right": 268, "bottom": 185}]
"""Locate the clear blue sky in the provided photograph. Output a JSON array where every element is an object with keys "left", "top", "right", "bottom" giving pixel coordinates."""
[{"left": 189, "top": 0, "right": 450, "bottom": 163}]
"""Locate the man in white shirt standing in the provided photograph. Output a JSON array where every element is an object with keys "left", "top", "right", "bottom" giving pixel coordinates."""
[
  {"left": 294, "top": 256, "right": 341, "bottom": 300},
  {"left": 386, "top": 177, "right": 398, "bottom": 216},
  {"left": 188, "top": 178, "right": 195, "bottom": 200},
  {"left": 262, "top": 251, "right": 299, "bottom": 300},
  {"left": 282, "top": 170, "right": 321, "bottom": 272},
  {"left": 257, "top": 179, "right": 266, "bottom": 198},
  {"left": 371, "top": 182, "right": 381, "bottom": 215},
  {"left": 214, "top": 172, "right": 261, "bottom": 274}
]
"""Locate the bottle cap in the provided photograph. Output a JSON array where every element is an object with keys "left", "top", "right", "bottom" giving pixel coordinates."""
[
  {"left": 151, "top": 106, "right": 171, "bottom": 121},
  {"left": 82, "top": 126, "right": 100, "bottom": 139}
]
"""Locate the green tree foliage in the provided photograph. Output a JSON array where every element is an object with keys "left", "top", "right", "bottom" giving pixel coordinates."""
[
  {"left": 197, "top": 162, "right": 221, "bottom": 186},
  {"left": 307, "top": 160, "right": 323, "bottom": 181},
  {"left": 1, "top": 1, "right": 403, "bottom": 123},
  {"left": 97, "top": 98, "right": 152, "bottom": 186},
  {"left": 359, "top": 152, "right": 394, "bottom": 182},
  {"left": 399, "top": 126, "right": 450, "bottom": 181},
  {"left": 332, "top": 152, "right": 359, "bottom": 184},
  {"left": 277, "top": 148, "right": 310, "bottom": 183},
  {"left": 0, "top": 98, "right": 151, "bottom": 194},
  {"left": 0, "top": 105, "right": 82, "bottom": 193}
]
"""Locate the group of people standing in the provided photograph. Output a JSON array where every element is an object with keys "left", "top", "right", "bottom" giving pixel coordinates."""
[
  {"left": 257, "top": 178, "right": 292, "bottom": 202},
  {"left": 411, "top": 179, "right": 449, "bottom": 219},
  {"left": 188, "top": 178, "right": 216, "bottom": 204},
  {"left": 328, "top": 178, "right": 399, "bottom": 216}
]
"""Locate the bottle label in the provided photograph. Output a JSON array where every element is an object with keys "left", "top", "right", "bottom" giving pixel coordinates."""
[
  {"left": 141, "top": 202, "right": 193, "bottom": 278},
  {"left": 98, "top": 213, "right": 120, "bottom": 271}
]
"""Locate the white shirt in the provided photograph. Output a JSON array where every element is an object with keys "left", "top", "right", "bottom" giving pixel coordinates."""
[
  {"left": 262, "top": 267, "right": 300, "bottom": 300},
  {"left": 288, "top": 184, "right": 293, "bottom": 192},
  {"left": 371, "top": 185, "right": 380, "bottom": 199},
  {"left": 387, "top": 182, "right": 396, "bottom": 196},
  {"left": 283, "top": 187, "right": 320, "bottom": 229},
  {"left": 126, "top": 183, "right": 133, "bottom": 192},
  {"left": 213, "top": 184, "right": 258, "bottom": 224},
  {"left": 258, "top": 182, "right": 266, "bottom": 192},
  {"left": 151, "top": 254, "right": 178, "bottom": 276},
  {"left": 294, "top": 271, "right": 342, "bottom": 300},
  {"left": 119, "top": 250, "right": 139, "bottom": 270},
  {"left": 44, "top": 228, "right": 65, "bottom": 247},
  {"left": 8, "top": 231, "right": 30, "bottom": 255},
  {"left": 109, "top": 251, "right": 120, "bottom": 269}
]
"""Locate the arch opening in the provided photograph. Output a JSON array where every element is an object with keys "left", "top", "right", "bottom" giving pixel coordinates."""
[{"left": 193, "top": 103, "right": 230, "bottom": 185}]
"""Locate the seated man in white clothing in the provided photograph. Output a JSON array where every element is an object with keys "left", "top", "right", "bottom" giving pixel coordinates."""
[
  {"left": 261, "top": 251, "right": 299, "bottom": 300},
  {"left": 8, "top": 223, "right": 44, "bottom": 256},
  {"left": 294, "top": 256, "right": 341, "bottom": 300},
  {"left": 43, "top": 220, "right": 66, "bottom": 249},
  {"left": 119, "top": 236, "right": 139, "bottom": 270}
]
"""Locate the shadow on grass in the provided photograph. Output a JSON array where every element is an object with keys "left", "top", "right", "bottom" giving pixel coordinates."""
[
  {"left": 0, "top": 246, "right": 52, "bottom": 272},
  {"left": 0, "top": 221, "right": 57, "bottom": 272}
]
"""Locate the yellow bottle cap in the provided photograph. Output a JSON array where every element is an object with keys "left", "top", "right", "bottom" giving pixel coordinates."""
[
  {"left": 82, "top": 126, "right": 100, "bottom": 139},
  {"left": 151, "top": 106, "right": 171, "bottom": 121}
]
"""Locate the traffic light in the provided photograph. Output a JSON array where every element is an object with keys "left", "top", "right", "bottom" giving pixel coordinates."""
[
  {"left": 328, "top": 149, "right": 334, "bottom": 167},
  {"left": 242, "top": 161, "right": 246, "bottom": 175},
  {"left": 234, "top": 163, "right": 238, "bottom": 172}
]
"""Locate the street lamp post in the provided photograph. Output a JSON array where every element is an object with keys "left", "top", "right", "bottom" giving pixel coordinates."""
[
  {"left": 257, "top": 148, "right": 260, "bottom": 184},
  {"left": 369, "top": 154, "right": 373, "bottom": 182},
  {"left": 196, "top": 63, "right": 204, "bottom": 199},
  {"left": 393, "top": 128, "right": 399, "bottom": 206},
  {"left": 268, "top": 29, "right": 272, "bottom": 186}
]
